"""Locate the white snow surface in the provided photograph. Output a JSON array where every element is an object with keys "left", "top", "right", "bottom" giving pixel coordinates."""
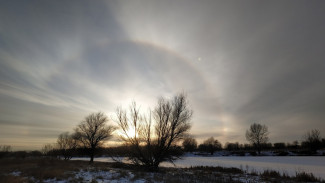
[
  {"left": 23, "top": 168, "right": 146, "bottom": 183},
  {"left": 72, "top": 155, "right": 325, "bottom": 179},
  {"left": 166, "top": 156, "right": 325, "bottom": 179}
]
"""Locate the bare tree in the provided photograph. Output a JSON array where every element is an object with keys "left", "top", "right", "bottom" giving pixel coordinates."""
[
  {"left": 0, "top": 145, "right": 11, "bottom": 152},
  {"left": 245, "top": 123, "right": 269, "bottom": 155},
  {"left": 57, "top": 132, "right": 78, "bottom": 160},
  {"left": 182, "top": 137, "right": 198, "bottom": 153},
  {"left": 199, "top": 137, "right": 222, "bottom": 155},
  {"left": 75, "top": 112, "right": 116, "bottom": 163},
  {"left": 115, "top": 93, "right": 192, "bottom": 170},
  {"left": 0, "top": 145, "right": 11, "bottom": 158},
  {"left": 41, "top": 143, "right": 56, "bottom": 157},
  {"left": 302, "top": 129, "right": 322, "bottom": 152}
]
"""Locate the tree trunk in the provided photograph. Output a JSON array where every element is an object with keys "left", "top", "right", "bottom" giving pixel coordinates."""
[
  {"left": 90, "top": 148, "right": 94, "bottom": 163},
  {"left": 257, "top": 145, "right": 261, "bottom": 155}
]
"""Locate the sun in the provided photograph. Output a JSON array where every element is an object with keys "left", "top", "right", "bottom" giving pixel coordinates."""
[{"left": 116, "top": 128, "right": 137, "bottom": 139}]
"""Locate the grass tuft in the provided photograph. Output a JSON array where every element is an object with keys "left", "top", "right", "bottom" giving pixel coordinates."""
[
  {"left": 295, "top": 171, "right": 322, "bottom": 182},
  {"left": 261, "top": 169, "right": 281, "bottom": 178}
]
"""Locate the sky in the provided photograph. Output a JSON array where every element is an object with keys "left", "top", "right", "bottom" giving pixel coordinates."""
[{"left": 1, "top": 0, "right": 325, "bottom": 150}]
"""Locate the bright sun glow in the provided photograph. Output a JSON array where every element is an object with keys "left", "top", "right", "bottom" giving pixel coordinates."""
[{"left": 117, "top": 128, "right": 137, "bottom": 139}]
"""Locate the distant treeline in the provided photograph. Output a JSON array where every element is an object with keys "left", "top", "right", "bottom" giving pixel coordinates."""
[{"left": 1, "top": 136, "right": 325, "bottom": 159}]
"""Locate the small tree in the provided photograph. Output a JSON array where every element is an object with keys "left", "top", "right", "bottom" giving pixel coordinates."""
[
  {"left": 225, "top": 142, "right": 240, "bottom": 151},
  {"left": 0, "top": 145, "right": 11, "bottom": 158},
  {"left": 41, "top": 143, "right": 56, "bottom": 158},
  {"left": 199, "top": 137, "right": 222, "bottom": 155},
  {"left": 75, "top": 112, "right": 116, "bottom": 163},
  {"left": 116, "top": 93, "right": 192, "bottom": 170},
  {"left": 302, "top": 129, "right": 322, "bottom": 152},
  {"left": 245, "top": 123, "right": 269, "bottom": 155},
  {"left": 182, "top": 137, "right": 197, "bottom": 153},
  {"left": 57, "top": 132, "right": 78, "bottom": 160}
]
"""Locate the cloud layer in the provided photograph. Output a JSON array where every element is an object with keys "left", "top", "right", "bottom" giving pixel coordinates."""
[{"left": 1, "top": 0, "right": 325, "bottom": 150}]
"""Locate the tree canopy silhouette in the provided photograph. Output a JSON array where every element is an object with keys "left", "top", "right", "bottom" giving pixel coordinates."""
[
  {"left": 57, "top": 132, "right": 78, "bottom": 160},
  {"left": 199, "top": 137, "right": 222, "bottom": 155},
  {"left": 302, "top": 129, "right": 322, "bottom": 152},
  {"left": 115, "top": 93, "right": 192, "bottom": 170},
  {"left": 245, "top": 123, "right": 269, "bottom": 155},
  {"left": 182, "top": 137, "right": 197, "bottom": 153},
  {"left": 75, "top": 112, "right": 116, "bottom": 163}
]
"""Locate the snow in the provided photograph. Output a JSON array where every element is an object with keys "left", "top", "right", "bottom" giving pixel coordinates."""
[
  {"left": 72, "top": 157, "right": 117, "bottom": 163},
  {"left": 10, "top": 171, "right": 21, "bottom": 176},
  {"left": 43, "top": 179, "right": 66, "bottom": 183},
  {"left": 161, "top": 156, "right": 325, "bottom": 179},
  {"left": 72, "top": 156, "right": 325, "bottom": 179},
  {"left": 34, "top": 168, "right": 146, "bottom": 183}
]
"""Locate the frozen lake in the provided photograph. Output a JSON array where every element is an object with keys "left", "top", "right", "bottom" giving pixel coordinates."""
[{"left": 72, "top": 156, "right": 325, "bottom": 179}]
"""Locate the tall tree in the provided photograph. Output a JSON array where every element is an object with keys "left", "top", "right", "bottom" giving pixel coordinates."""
[
  {"left": 245, "top": 123, "right": 269, "bottom": 155},
  {"left": 75, "top": 112, "right": 116, "bottom": 163},
  {"left": 116, "top": 93, "right": 192, "bottom": 171}
]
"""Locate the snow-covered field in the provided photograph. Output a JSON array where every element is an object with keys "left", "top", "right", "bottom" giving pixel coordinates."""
[
  {"left": 163, "top": 156, "right": 325, "bottom": 179},
  {"left": 73, "top": 156, "right": 325, "bottom": 179}
]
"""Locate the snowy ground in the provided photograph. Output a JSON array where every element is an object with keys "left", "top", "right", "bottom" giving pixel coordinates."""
[
  {"left": 162, "top": 156, "right": 325, "bottom": 179},
  {"left": 3, "top": 157, "right": 324, "bottom": 183},
  {"left": 6, "top": 166, "right": 267, "bottom": 183},
  {"left": 72, "top": 155, "right": 325, "bottom": 179}
]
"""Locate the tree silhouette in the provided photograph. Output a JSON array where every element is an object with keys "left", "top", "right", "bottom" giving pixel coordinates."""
[
  {"left": 182, "top": 137, "right": 197, "bottom": 153},
  {"left": 0, "top": 145, "right": 11, "bottom": 158},
  {"left": 57, "top": 132, "right": 78, "bottom": 160},
  {"left": 75, "top": 112, "right": 116, "bottom": 163},
  {"left": 115, "top": 93, "right": 192, "bottom": 170},
  {"left": 199, "top": 137, "right": 222, "bottom": 155},
  {"left": 245, "top": 123, "right": 269, "bottom": 155},
  {"left": 302, "top": 129, "right": 322, "bottom": 152}
]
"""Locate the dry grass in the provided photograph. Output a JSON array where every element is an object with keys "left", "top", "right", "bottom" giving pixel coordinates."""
[
  {"left": 295, "top": 171, "right": 322, "bottom": 182},
  {"left": 0, "top": 174, "right": 29, "bottom": 183},
  {"left": 0, "top": 157, "right": 108, "bottom": 182}
]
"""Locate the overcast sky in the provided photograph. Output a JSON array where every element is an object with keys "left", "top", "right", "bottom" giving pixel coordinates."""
[{"left": 1, "top": 0, "right": 325, "bottom": 150}]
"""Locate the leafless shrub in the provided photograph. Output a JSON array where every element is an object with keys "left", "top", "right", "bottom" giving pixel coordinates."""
[{"left": 57, "top": 132, "right": 78, "bottom": 160}]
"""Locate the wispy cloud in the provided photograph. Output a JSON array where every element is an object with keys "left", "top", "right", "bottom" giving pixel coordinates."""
[{"left": 1, "top": 0, "right": 325, "bottom": 150}]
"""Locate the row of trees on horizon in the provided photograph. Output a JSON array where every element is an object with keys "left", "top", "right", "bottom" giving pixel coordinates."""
[{"left": 1, "top": 93, "right": 325, "bottom": 170}]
